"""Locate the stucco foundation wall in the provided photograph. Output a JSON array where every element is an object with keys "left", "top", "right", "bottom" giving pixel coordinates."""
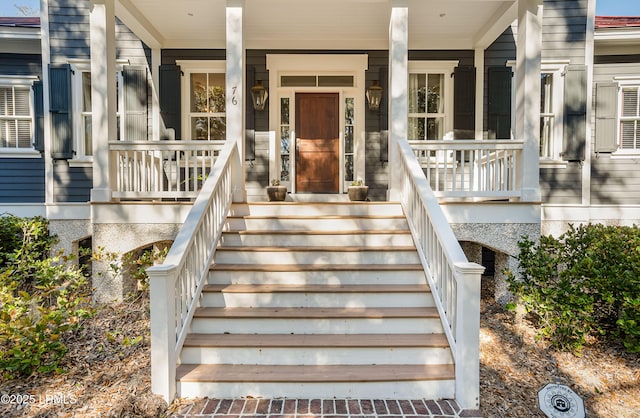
[
  {"left": 450, "top": 223, "right": 539, "bottom": 257},
  {"left": 92, "top": 223, "right": 182, "bottom": 303},
  {"left": 452, "top": 223, "right": 539, "bottom": 306},
  {"left": 48, "top": 219, "right": 92, "bottom": 257}
]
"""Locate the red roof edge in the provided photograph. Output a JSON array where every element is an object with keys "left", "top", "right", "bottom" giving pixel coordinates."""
[
  {"left": 596, "top": 16, "right": 640, "bottom": 29},
  {"left": 0, "top": 17, "right": 41, "bottom": 28}
]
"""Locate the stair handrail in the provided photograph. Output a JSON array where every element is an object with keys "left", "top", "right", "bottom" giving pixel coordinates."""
[
  {"left": 394, "top": 137, "right": 485, "bottom": 410},
  {"left": 146, "top": 138, "right": 241, "bottom": 403}
]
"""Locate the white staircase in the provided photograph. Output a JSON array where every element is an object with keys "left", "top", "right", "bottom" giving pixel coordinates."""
[{"left": 175, "top": 202, "right": 455, "bottom": 399}]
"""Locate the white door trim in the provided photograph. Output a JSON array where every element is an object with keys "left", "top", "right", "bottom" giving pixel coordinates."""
[{"left": 266, "top": 54, "right": 368, "bottom": 194}]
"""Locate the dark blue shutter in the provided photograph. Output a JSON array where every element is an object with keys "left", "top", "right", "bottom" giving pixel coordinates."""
[
  {"left": 32, "top": 79, "right": 45, "bottom": 152},
  {"left": 563, "top": 65, "right": 587, "bottom": 161},
  {"left": 159, "top": 64, "right": 181, "bottom": 139},
  {"left": 594, "top": 82, "right": 619, "bottom": 153},
  {"left": 487, "top": 66, "right": 512, "bottom": 139},
  {"left": 123, "top": 66, "right": 148, "bottom": 141},
  {"left": 453, "top": 66, "right": 476, "bottom": 139},
  {"left": 49, "top": 64, "right": 73, "bottom": 159}
]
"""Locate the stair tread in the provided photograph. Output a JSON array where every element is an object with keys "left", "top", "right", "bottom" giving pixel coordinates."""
[
  {"left": 194, "top": 307, "right": 439, "bottom": 319},
  {"left": 215, "top": 246, "right": 416, "bottom": 252},
  {"left": 222, "top": 229, "right": 411, "bottom": 235},
  {"left": 203, "top": 284, "right": 431, "bottom": 294},
  {"left": 227, "top": 215, "right": 406, "bottom": 220},
  {"left": 176, "top": 364, "right": 454, "bottom": 383},
  {"left": 183, "top": 333, "right": 448, "bottom": 348},
  {"left": 211, "top": 263, "right": 425, "bottom": 271}
]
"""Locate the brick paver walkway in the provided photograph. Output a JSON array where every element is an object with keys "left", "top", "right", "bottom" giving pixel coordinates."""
[{"left": 171, "top": 398, "right": 482, "bottom": 418}]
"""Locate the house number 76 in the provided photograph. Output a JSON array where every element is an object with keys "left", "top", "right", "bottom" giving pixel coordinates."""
[{"left": 231, "top": 86, "right": 238, "bottom": 106}]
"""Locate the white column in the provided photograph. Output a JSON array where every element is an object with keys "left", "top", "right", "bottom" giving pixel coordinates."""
[
  {"left": 583, "top": 0, "right": 596, "bottom": 206},
  {"left": 148, "top": 265, "right": 177, "bottom": 403},
  {"left": 151, "top": 48, "right": 161, "bottom": 141},
  {"left": 454, "top": 261, "right": 485, "bottom": 410},
  {"left": 89, "top": 0, "right": 117, "bottom": 202},
  {"left": 514, "top": 0, "right": 542, "bottom": 202},
  {"left": 226, "top": 0, "right": 246, "bottom": 202},
  {"left": 388, "top": 1, "right": 408, "bottom": 202},
  {"left": 474, "top": 48, "right": 485, "bottom": 140},
  {"left": 40, "top": 0, "right": 54, "bottom": 206}
]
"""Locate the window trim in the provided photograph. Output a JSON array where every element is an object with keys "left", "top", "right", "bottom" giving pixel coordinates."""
[
  {"left": 612, "top": 78, "right": 640, "bottom": 158},
  {"left": 507, "top": 60, "right": 568, "bottom": 166},
  {"left": 68, "top": 60, "right": 126, "bottom": 166},
  {"left": 176, "top": 60, "right": 226, "bottom": 141},
  {"left": 0, "top": 75, "right": 40, "bottom": 158},
  {"left": 407, "top": 60, "right": 457, "bottom": 141}
]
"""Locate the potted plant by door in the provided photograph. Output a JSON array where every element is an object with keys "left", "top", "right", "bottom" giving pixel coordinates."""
[
  {"left": 267, "top": 179, "right": 287, "bottom": 201},
  {"left": 348, "top": 179, "right": 369, "bottom": 201}
]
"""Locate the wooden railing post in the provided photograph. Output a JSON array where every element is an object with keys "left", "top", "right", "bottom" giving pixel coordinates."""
[
  {"left": 148, "top": 264, "right": 177, "bottom": 404},
  {"left": 454, "top": 261, "right": 485, "bottom": 410}
]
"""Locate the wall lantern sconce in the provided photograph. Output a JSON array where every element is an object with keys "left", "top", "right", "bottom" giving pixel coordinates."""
[
  {"left": 250, "top": 80, "right": 269, "bottom": 111},
  {"left": 366, "top": 80, "right": 383, "bottom": 111}
]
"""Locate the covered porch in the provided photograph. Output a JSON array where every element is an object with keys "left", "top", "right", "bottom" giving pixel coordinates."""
[{"left": 77, "top": 0, "right": 543, "bottom": 210}]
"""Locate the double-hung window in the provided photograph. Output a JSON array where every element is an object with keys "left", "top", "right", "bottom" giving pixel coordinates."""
[
  {"left": 620, "top": 85, "right": 640, "bottom": 150},
  {"left": 538, "top": 63, "right": 567, "bottom": 162},
  {"left": 0, "top": 77, "right": 37, "bottom": 155},
  {"left": 70, "top": 62, "right": 124, "bottom": 162},
  {"left": 407, "top": 62, "right": 455, "bottom": 141},
  {"left": 178, "top": 61, "right": 226, "bottom": 141},
  {"left": 506, "top": 60, "right": 568, "bottom": 162}
]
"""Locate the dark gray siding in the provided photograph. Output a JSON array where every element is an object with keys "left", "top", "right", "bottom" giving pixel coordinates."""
[
  {"left": 366, "top": 51, "right": 389, "bottom": 201},
  {"left": 0, "top": 53, "right": 42, "bottom": 76},
  {"left": 0, "top": 50, "right": 44, "bottom": 204},
  {"left": 0, "top": 159, "right": 45, "bottom": 203},
  {"left": 541, "top": 0, "right": 589, "bottom": 65},
  {"left": 483, "top": 1, "right": 589, "bottom": 204},
  {"left": 48, "top": 0, "right": 150, "bottom": 203},
  {"left": 540, "top": 0, "right": 588, "bottom": 203},
  {"left": 49, "top": 0, "right": 149, "bottom": 65},
  {"left": 540, "top": 164, "right": 582, "bottom": 204},
  {"left": 590, "top": 61, "right": 640, "bottom": 205},
  {"left": 52, "top": 162, "right": 91, "bottom": 203}
]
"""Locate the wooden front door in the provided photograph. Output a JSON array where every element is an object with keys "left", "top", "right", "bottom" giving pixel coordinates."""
[{"left": 295, "top": 93, "right": 340, "bottom": 193}]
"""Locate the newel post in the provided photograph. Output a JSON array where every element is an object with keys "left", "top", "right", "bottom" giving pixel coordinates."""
[
  {"left": 454, "top": 261, "right": 485, "bottom": 410},
  {"left": 147, "top": 264, "right": 178, "bottom": 404}
]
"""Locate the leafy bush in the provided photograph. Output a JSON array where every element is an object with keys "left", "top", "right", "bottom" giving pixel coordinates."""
[
  {"left": 506, "top": 223, "right": 640, "bottom": 353},
  {"left": 0, "top": 215, "right": 93, "bottom": 378}
]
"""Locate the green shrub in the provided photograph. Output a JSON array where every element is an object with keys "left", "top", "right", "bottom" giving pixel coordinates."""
[
  {"left": 506, "top": 223, "right": 640, "bottom": 353},
  {"left": 0, "top": 215, "right": 94, "bottom": 378}
]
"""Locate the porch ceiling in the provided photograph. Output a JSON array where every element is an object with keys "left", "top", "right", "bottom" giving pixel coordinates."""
[{"left": 117, "top": 0, "right": 516, "bottom": 50}]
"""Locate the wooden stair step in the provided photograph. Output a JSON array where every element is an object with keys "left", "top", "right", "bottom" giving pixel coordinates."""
[
  {"left": 194, "top": 307, "right": 439, "bottom": 319},
  {"left": 183, "top": 333, "right": 448, "bottom": 348},
  {"left": 211, "top": 263, "right": 424, "bottom": 272},
  {"left": 227, "top": 215, "right": 406, "bottom": 220},
  {"left": 203, "top": 284, "right": 430, "bottom": 294},
  {"left": 176, "top": 364, "right": 455, "bottom": 383},
  {"left": 215, "top": 246, "right": 416, "bottom": 252},
  {"left": 222, "top": 229, "right": 411, "bottom": 235}
]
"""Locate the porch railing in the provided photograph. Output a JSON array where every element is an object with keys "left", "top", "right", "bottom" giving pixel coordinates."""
[
  {"left": 109, "top": 140, "right": 225, "bottom": 200},
  {"left": 396, "top": 137, "right": 485, "bottom": 410},
  {"left": 410, "top": 140, "right": 524, "bottom": 201},
  {"left": 146, "top": 139, "right": 241, "bottom": 403}
]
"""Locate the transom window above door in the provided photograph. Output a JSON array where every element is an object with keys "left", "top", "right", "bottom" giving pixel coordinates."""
[
  {"left": 280, "top": 75, "right": 355, "bottom": 88},
  {"left": 178, "top": 61, "right": 226, "bottom": 140}
]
